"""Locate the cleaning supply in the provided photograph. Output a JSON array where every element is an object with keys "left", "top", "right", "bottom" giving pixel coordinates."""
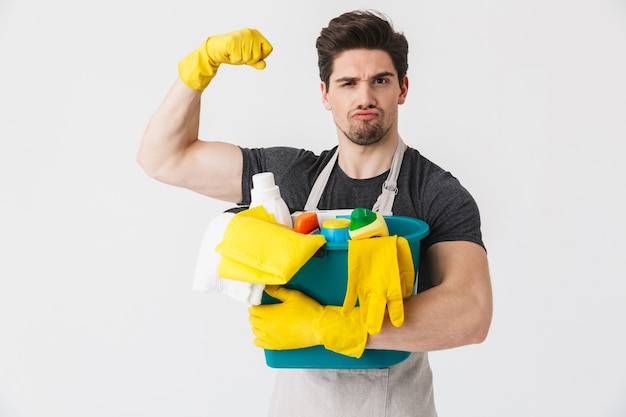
[
  {"left": 262, "top": 215, "right": 430, "bottom": 369},
  {"left": 250, "top": 172, "right": 293, "bottom": 228},
  {"left": 348, "top": 208, "right": 389, "bottom": 240},
  {"left": 215, "top": 206, "right": 326, "bottom": 285},
  {"left": 250, "top": 285, "right": 368, "bottom": 358},
  {"left": 320, "top": 218, "right": 351, "bottom": 242},
  {"left": 342, "top": 207, "right": 413, "bottom": 335},
  {"left": 178, "top": 28, "right": 273, "bottom": 92},
  {"left": 192, "top": 211, "right": 265, "bottom": 306},
  {"left": 293, "top": 212, "right": 320, "bottom": 234},
  {"left": 344, "top": 235, "right": 415, "bottom": 335}
]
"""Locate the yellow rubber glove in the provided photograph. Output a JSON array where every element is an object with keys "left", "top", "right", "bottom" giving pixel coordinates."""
[
  {"left": 178, "top": 28, "right": 273, "bottom": 92},
  {"left": 343, "top": 235, "right": 415, "bottom": 335},
  {"left": 215, "top": 207, "right": 326, "bottom": 285},
  {"left": 249, "top": 286, "right": 367, "bottom": 358}
]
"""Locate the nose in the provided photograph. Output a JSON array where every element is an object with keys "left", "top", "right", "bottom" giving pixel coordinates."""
[{"left": 355, "top": 82, "right": 377, "bottom": 109}]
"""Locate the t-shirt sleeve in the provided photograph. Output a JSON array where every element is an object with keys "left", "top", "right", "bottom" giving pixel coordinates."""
[{"left": 420, "top": 170, "right": 485, "bottom": 252}]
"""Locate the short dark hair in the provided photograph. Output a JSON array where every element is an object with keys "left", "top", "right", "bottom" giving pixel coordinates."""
[{"left": 315, "top": 10, "right": 409, "bottom": 88}]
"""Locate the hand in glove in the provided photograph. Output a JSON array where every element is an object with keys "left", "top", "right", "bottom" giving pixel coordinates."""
[
  {"left": 249, "top": 286, "right": 367, "bottom": 358},
  {"left": 343, "top": 235, "right": 415, "bottom": 335},
  {"left": 178, "top": 28, "right": 273, "bottom": 92}
]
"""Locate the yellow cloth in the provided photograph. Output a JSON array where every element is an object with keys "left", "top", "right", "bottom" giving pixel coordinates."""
[
  {"left": 344, "top": 235, "right": 415, "bottom": 335},
  {"left": 178, "top": 28, "right": 273, "bottom": 92},
  {"left": 215, "top": 207, "right": 326, "bottom": 285},
  {"left": 249, "top": 286, "right": 367, "bottom": 358}
]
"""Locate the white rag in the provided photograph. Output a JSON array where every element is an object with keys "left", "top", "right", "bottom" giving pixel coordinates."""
[{"left": 192, "top": 212, "right": 265, "bottom": 306}]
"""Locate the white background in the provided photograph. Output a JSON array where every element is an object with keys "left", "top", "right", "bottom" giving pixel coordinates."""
[{"left": 1, "top": 0, "right": 625, "bottom": 416}]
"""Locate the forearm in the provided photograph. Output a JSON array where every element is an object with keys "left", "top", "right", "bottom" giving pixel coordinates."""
[
  {"left": 136, "top": 79, "right": 201, "bottom": 182},
  {"left": 366, "top": 241, "right": 493, "bottom": 352},
  {"left": 366, "top": 282, "right": 492, "bottom": 352}
]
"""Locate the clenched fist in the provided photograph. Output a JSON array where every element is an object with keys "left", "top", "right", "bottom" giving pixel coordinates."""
[{"left": 178, "top": 28, "right": 273, "bottom": 92}]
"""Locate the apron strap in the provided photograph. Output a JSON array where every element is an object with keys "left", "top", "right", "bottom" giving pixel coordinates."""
[
  {"left": 304, "top": 137, "right": 406, "bottom": 215},
  {"left": 371, "top": 137, "right": 405, "bottom": 216},
  {"left": 304, "top": 147, "right": 339, "bottom": 212}
]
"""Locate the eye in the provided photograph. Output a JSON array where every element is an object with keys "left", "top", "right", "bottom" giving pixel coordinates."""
[{"left": 373, "top": 78, "right": 389, "bottom": 85}]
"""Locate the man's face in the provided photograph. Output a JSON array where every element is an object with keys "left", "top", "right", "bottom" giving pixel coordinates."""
[{"left": 321, "top": 49, "right": 408, "bottom": 146}]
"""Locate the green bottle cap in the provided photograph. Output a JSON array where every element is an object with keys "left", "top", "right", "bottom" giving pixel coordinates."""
[{"left": 349, "top": 208, "right": 377, "bottom": 231}]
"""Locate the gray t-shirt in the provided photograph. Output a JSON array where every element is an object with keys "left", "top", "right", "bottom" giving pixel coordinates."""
[{"left": 241, "top": 146, "right": 484, "bottom": 290}]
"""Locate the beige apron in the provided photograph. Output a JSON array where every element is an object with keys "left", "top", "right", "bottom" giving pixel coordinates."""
[{"left": 268, "top": 138, "right": 438, "bottom": 417}]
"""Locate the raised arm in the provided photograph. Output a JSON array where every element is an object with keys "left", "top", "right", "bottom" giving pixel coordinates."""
[{"left": 136, "top": 29, "right": 273, "bottom": 202}]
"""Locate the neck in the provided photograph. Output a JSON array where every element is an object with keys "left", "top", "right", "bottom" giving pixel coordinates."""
[{"left": 336, "top": 133, "right": 400, "bottom": 179}]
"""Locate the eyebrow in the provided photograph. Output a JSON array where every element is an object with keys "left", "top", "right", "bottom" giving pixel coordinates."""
[{"left": 333, "top": 71, "right": 396, "bottom": 84}]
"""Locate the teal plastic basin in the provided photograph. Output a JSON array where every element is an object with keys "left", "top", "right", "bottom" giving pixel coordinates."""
[{"left": 262, "top": 215, "right": 430, "bottom": 369}]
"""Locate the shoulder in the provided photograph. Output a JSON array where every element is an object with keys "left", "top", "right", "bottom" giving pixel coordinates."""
[
  {"left": 241, "top": 146, "right": 336, "bottom": 169},
  {"left": 400, "top": 147, "right": 484, "bottom": 249},
  {"left": 402, "top": 148, "right": 450, "bottom": 180},
  {"left": 401, "top": 147, "right": 471, "bottom": 197}
]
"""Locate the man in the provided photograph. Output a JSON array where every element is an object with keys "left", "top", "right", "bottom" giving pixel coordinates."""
[{"left": 137, "top": 9, "right": 492, "bottom": 416}]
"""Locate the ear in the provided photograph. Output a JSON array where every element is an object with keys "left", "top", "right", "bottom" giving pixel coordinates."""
[
  {"left": 398, "top": 76, "right": 409, "bottom": 105},
  {"left": 321, "top": 82, "right": 332, "bottom": 110}
]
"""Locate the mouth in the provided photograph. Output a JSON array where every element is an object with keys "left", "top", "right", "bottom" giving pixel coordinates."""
[{"left": 351, "top": 110, "right": 379, "bottom": 121}]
